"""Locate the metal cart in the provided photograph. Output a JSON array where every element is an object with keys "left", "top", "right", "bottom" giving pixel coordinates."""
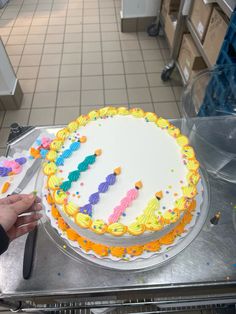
[
  {"left": 157, "top": 0, "right": 235, "bottom": 84},
  {"left": 0, "top": 117, "right": 236, "bottom": 314}
]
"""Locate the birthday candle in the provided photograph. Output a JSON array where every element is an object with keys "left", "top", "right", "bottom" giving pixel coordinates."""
[
  {"left": 60, "top": 149, "right": 102, "bottom": 192},
  {"left": 55, "top": 136, "right": 87, "bottom": 166},
  {"left": 108, "top": 181, "right": 142, "bottom": 224},
  {"left": 136, "top": 191, "right": 163, "bottom": 224},
  {"left": 79, "top": 167, "right": 121, "bottom": 217}
]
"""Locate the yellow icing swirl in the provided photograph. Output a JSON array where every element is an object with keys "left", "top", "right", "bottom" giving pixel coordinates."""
[
  {"left": 156, "top": 117, "right": 170, "bottom": 129},
  {"left": 50, "top": 140, "right": 63, "bottom": 151},
  {"left": 75, "top": 213, "right": 92, "bottom": 228},
  {"left": 145, "top": 216, "right": 164, "bottom": 231},
  {"left": 182, "top": 185, "right": 197, "bottom": 198},
  {"left": 67, "top": 121, "right": 78, "bottom": 132},
  {"left": 46, "top": 150, "right": 57, "bottom": 162},
  {"left": 43, "top": 162, "right": 57, "bottom": 175},
  {"left": 168, "top": 125, "right": 180, "bottom": 138},
  {"left": 88, "top": 110, "right": 99, "bottom": 120},
  {"left": 163, "top": 210, "right": 179, "bottom": 223},
  {"left": 90, "top": 220, "right": 107, "bottom": 234},
  {"left": 130, "top": 108, "right": 145, "bottom": 118},
  {"left": 117, "top": 107, "right": 129, "bottom": 115},
  {"left": 187, "top": 170, "right": 200, "bottom": 185},
  {"left": 145, "top": 112, "right": 158, "bottom": 122},
  {"left": 56, "top": 128, "right": 69, "bottom": 140},
  {"left": 47, "top": 175, "right": 61, "bottom": 190},
  {"left": 127, "top": 222, "right": 145, "bottom": 235},
  {"left": 136, "top": 197, "right": 160, "bottom": 224},
  {"left": 99, "top": 107, "right": 111, "bottom": 117},
  {"left": 53, "top": 190, "right": 67, "bottom": 204},
  {"left": 107, "top": 223, "right": 126, "bottom": 236},
  {"left": 182, "top": 145, "right": 195, "bottom": 159},
  {"left": 175, "top": 197, "right": 189, "bottom": 211},
  {"left": 63, "top": 202, "right": 78, "bottom": 216},
  {"left": 176, "top": 135, "right": 189, "bottom": 147},
  {"left": 107, "top": 107, "right": 117, "bottom": 116},
  {"left": 76, "top": 115, "right": 88, "bottom": 126},
  {"left": 187, "top": 159, "right": 200, "bottom": 171}
]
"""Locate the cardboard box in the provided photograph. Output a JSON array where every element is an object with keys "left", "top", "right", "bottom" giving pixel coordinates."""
[
  {"left": 189, "top": 0, "right": 213, "bottom": 42},
  {"left": 178, "top": 34, "right": 207, "bottom": 82},
  {"left": 203, "top": 7, "right": 228, "bottom": 66},
  {"left": 164, "top": 13, "right": 177, "bottom": 48},
  {"left": 161, "top": 0, "right": 180, "bottom": 23}
]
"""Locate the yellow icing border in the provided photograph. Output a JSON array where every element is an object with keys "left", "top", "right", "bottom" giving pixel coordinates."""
[{"left": 44, "top": 107, "right": 200, "bottom": 237}]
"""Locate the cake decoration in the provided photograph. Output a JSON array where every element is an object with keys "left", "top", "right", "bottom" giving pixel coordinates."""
[
  {"left": 47, "top": 175, "right": 62, "bottom": 190},
  {"left": 60, "top": 149, "right": 102, "bottom": 192},
  {"left": 75, "top": 213, "right": 92, "bottom": 228},
  {"left": 0, "top": 157, "right": 27, "bottom": 177},
  {"left": 56, "top": 128, "right": 70, "bottom": 140},
  {"left": 30, "top": 136, "right": 53, "bottom": 159},
  {"left": 55, "top": 136, "right": 87, "bottom": 166},
  {"left": 136, "top": 191, "right": 163, "bottom": 224},
  {"left": 79, "top": 167, "right": 121, "bottom": 217},
  {"left": 43, "top": 162, "right": 57, "bottom": 176},
  {"left": 1, "top": 181, "right": 10, "bottom": 194},
  {"left": 67, "top": 121, "right": 78, "bottom": 132},
  {"left": 90, "top": 220, "right": 107, "bottom": 234},
  {"left": 108, "top": 181, "right": 142, "bottom": 224},
  {"left": 63, "top": 202, "right": 78, "bottom": 216}
]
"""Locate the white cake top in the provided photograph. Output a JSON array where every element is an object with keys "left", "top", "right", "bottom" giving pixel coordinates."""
[{"left": 56, "top": 115, "right": 187, "bottom": 225}]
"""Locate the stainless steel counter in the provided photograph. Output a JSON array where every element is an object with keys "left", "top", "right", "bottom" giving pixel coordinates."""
[{"left": 0, "top": 118, "right": 236, "bottom": 306}]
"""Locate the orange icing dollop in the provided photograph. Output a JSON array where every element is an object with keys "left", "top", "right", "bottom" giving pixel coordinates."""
[
  {"left": 92, "top": 243, "right": 109, "bottom": 257},
  {"left": 126, "top": 245, "right": 143, "bottom": 256},
  {"left": 110, "top": 247, "right": 126, "bottom": 258},
  {"left": 66, "top": 228, "right": 78, "bottom": 241},
  {"left": 144, "top": 240, "right": 161, "bottom": 252},
  {"left": 77, "top": 236, "right": 93, "bottom": 252},
  {"left": 51, "top": 204, "right": 60, "bottom": 219},
  {"left": 58, "top": 217, "right": 68, "bottom": 231}
]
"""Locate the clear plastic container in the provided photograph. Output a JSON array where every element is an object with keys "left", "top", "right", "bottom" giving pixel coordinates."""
[{"left": 181, "top": 66, "right": 236, "bottom": 183}]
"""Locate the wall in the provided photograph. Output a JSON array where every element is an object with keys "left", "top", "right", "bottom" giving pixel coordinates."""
[{"left": 121, "top": 0, "right": 161, "bottom": 18}]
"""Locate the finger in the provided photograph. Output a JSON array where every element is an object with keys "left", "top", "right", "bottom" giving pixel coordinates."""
[
  {"left": 15, "top": 213, "right": 42, "bottom": 227},
  {"left": 26, "top": 202, "right": 43, "bottom": 213},
  {"left": 25, "top": 203, "right": 43, "bottom": 213},
  {"left": 0, "top": 194, "right": 30, "bottom": 205},
  {"left": 10, "top": 194, "right": 36, "bottom": 215},
  {"left": 13, "top": 222, "right": 38, "bottom": 240},
  {"left": 35, "top": 196, "right": 41, "bottom": 203}
]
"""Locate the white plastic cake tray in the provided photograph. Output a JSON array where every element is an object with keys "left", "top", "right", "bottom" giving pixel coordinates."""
[{"left": 37, "top": 168, "right": 210, "bottom": 271}]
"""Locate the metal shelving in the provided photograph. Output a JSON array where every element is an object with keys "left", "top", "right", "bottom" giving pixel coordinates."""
[
  {"left": 160, "top": 0, "right": 235, "bottom": 85},
  {"left": 216, "top": 0, "right": 235, "bottom": 18},
  {"left": 186, "top": 18, "right": 212, "bottom": 68}
]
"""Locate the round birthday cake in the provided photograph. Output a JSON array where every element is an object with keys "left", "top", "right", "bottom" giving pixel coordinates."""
[{"left": 42, "top": 107, "right": 200, "bottom": 259}]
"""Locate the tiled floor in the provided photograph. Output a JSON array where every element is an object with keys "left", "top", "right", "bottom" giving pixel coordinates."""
[{"left": 0, "top": 0, "right": 183, "bottom": 152}]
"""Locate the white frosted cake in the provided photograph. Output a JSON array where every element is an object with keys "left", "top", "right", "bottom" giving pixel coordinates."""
[{"left": 43, "top": 107, "right": 200, "bottom": 258}]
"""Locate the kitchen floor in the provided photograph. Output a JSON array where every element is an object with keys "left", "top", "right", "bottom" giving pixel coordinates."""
[{"left": 0, "top": 0, "right": 182, "bottom": 153}]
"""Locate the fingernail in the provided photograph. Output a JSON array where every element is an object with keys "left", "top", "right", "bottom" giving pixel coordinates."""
[{"left": 28, "top": 194, "right": 35, "bottom": 200}]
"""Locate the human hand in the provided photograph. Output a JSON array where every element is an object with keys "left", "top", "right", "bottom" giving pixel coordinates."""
[{"left": 0, "top": 194, "right": 42, "bottom": 241}]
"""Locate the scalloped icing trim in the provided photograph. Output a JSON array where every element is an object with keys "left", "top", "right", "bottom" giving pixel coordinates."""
[
  {"left": 45, "top": 106, "right": 200, "bottom": 237},
  {"left": 50, "top": 194, "right": 196, "bottom": 258}
]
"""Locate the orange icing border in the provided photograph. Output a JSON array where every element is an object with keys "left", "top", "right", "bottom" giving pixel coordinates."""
[
  {"left": 44, "top": 107, "right": 200, "bottom": 237},
  {"left": 48, "top": 194, "right": 196, "bottom": 259}
]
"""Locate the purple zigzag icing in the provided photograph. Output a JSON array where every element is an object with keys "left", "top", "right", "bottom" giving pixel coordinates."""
[
  {"left": 98, "top": 181, "right": 109, "bottom": 193},
  {"left": 80, "top": 204, "right": 92, "bottom": 216},
  {"left": 106, "top": 173, "right": 116, "bottom": 185}
]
